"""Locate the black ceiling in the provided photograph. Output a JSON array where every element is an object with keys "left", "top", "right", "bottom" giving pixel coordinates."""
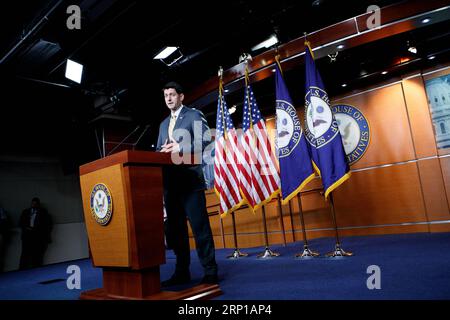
[{"left": 0, "top": 0, "right": 449, "bottom": 173}]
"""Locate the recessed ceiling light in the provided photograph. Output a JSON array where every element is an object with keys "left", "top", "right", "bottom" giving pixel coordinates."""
[
  {"left": 360, "top": 70, "right": 368, "bottom": 76},
  {"left": 421, "top": 18, "right": 431, "bottom": 24},
  {"left": 428, "top": 55, "right": 436, "bottom": 60},
  {"left": 251, "top": 35, "right": 279, "bottom": 51},
  {"left": 337, "top": 44, "right": 345, "bottom": 50},
  {"left": 271, "top": 68, "right": 276, "bottom": 72},
  {"left": 381, "top": 71, "right": 388, "bottom": 75},
  {"left": 224, "top": 89, "right": 230, "bottom": 93},
  {"left": 408, "top": 46, "right": 417, "bottom": 54},
  {"left": 341, "top": 83, "right": 347, "bottom": 87}
]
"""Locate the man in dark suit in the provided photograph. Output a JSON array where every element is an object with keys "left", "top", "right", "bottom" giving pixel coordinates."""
[
  {"left": 0, "top": 205, "right": 10, "bottom": 272},
  {"left": 157, "top": 81, "right": 218, "bottom": 286},
  {"left": 19, "top": 197, "right": 52, "bottom": 269}
]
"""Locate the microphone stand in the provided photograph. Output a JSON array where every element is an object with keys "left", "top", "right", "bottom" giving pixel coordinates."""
[
  {"left": 106, "top": 125, "right": 141, "bottom": 156},
  {"left": 132, "top": 125, "right": 151, "bottom": 150}
]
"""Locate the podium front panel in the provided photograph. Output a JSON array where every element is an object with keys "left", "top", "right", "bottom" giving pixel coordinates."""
[{"left": 80, "top": 164, "right": 130, "bottom": 267}]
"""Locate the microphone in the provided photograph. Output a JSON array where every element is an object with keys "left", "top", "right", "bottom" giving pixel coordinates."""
[{"left": 106, "top": 125, "right": 141, "bottom": 156}]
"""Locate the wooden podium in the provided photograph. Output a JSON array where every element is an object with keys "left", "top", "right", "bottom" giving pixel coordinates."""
[{"left": 78, "top": 150, "right": 221, "bottom": 300}]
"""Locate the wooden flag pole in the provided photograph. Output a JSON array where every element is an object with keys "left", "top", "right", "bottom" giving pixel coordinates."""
[
  {"left": 257, "top": 204, "right": 280, "bottom": 258},
  {"left": 227, "top": 211, "right": 249, "bottom": 259},
  {"left": 295, "top": 193, "right": 320, "bottom": 258},
  {"left": 326, "top": 192, "right": 353, "bottom": 257}
]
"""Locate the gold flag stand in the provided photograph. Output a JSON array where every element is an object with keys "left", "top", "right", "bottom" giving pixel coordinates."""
[
  {"left": 295, "top": 193, "right": 320, "bottom": 258},
  {"left": 227, "top": 211, "right": 249, "bottom": 259},
  {"left": 326, "top": 193, "right": 353, "bottom": 257},
  {"left": 257, "top": 205, "right": 280, "bottom": 258}
]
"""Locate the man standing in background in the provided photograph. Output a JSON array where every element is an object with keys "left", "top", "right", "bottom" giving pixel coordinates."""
[
  {"left": 0, "top": 205, "right": 10, "bottom": 272},
  {"left": 19, "top": 197, "right": 52, "bottom": 269}
]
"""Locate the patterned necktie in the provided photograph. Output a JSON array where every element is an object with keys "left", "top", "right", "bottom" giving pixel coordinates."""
[{"left": 168, "top": 114, "right": 177, "bottom": 141}]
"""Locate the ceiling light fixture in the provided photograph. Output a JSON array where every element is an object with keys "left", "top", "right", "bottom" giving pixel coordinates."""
[
  {"left": 154, "top": 47, "right": 177, "bottom": 59},
  {"left": 408, "top": 46, "right": 417, "bottom": 54},
  {"left": 251, "top": 34, "right": 279, "bottom": 52},
  {"left": 65, "top": 59, "right": 83, "bottom": 84},
  {"left": 407, "top": 40, "right": 417, "bottom": 54},
  {"left": 153, "top": 46, "right": 184, "bottom": 66},
  {"left": 421, "top": 18, "right": 431, "bottom": 24},
  {"left": 381, "top": 71, "right": 388, "bottom": 75}
]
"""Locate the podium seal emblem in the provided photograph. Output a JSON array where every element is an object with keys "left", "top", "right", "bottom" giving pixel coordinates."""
[{"left": 90, "top": 183, "right": 113, "bottom": 225}]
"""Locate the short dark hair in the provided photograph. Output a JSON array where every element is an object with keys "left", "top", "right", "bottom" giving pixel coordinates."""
[
  {"left": 31, "top": 197, "right": 40, "bottom": 204},
  {"left": 162, "top": 81, "right": 184, "bottom": 94}
]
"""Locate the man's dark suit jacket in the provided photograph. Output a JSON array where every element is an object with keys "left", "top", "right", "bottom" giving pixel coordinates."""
[
  {"left": 156, "top": 106, "right": 211, "bottom": 192},
  {"left": 19, "top": 207, "right": 52, "bottom": 243}
]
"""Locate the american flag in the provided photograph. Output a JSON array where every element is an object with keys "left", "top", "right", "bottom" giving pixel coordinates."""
[
  {"left": 240, "top": 83, "right": 280, "bottom": 211},
  {"left": 214, "top": 94, "right": 244, "bottom": 216}
]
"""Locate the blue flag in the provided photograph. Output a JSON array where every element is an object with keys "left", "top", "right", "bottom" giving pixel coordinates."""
[
  {"left": 303, "top": 42, "right": 351, "bottom": 198},
  {"left": 275, "top": 62, "right": 315, "bottom": 204}
]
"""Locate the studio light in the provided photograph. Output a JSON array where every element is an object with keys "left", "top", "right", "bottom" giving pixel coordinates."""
[
  {"left": 153, "top": 46, "right": 184, "bottom": 66},
  {"left": 65, "top": 59, "right": 83, "bottom": 84},
  {"left": 154, "top": 47, "right": 177, "bottom": 59}
]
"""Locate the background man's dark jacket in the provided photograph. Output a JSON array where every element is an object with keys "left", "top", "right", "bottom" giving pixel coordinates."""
[{"left": 19, "top": 207, "right": 52, "bottom": 244}]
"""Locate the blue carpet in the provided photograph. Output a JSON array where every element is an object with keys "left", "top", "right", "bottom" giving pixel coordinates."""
[{"left": 1, "top": 232, "right": 450, "bottom": 300}]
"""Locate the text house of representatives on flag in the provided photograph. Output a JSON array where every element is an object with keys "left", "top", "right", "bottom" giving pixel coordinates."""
[
  {"left": 303, "top": 42, "right": 351, "bottom": 198},
  {"left": 275, "top": 62, "right": 315, "bottom": 204},
  {"left": 240, "top": 76, "right": 280, "bottom": 211},
  {"left": 214, "top": 92, "right": 244, "bottom": 217}
]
